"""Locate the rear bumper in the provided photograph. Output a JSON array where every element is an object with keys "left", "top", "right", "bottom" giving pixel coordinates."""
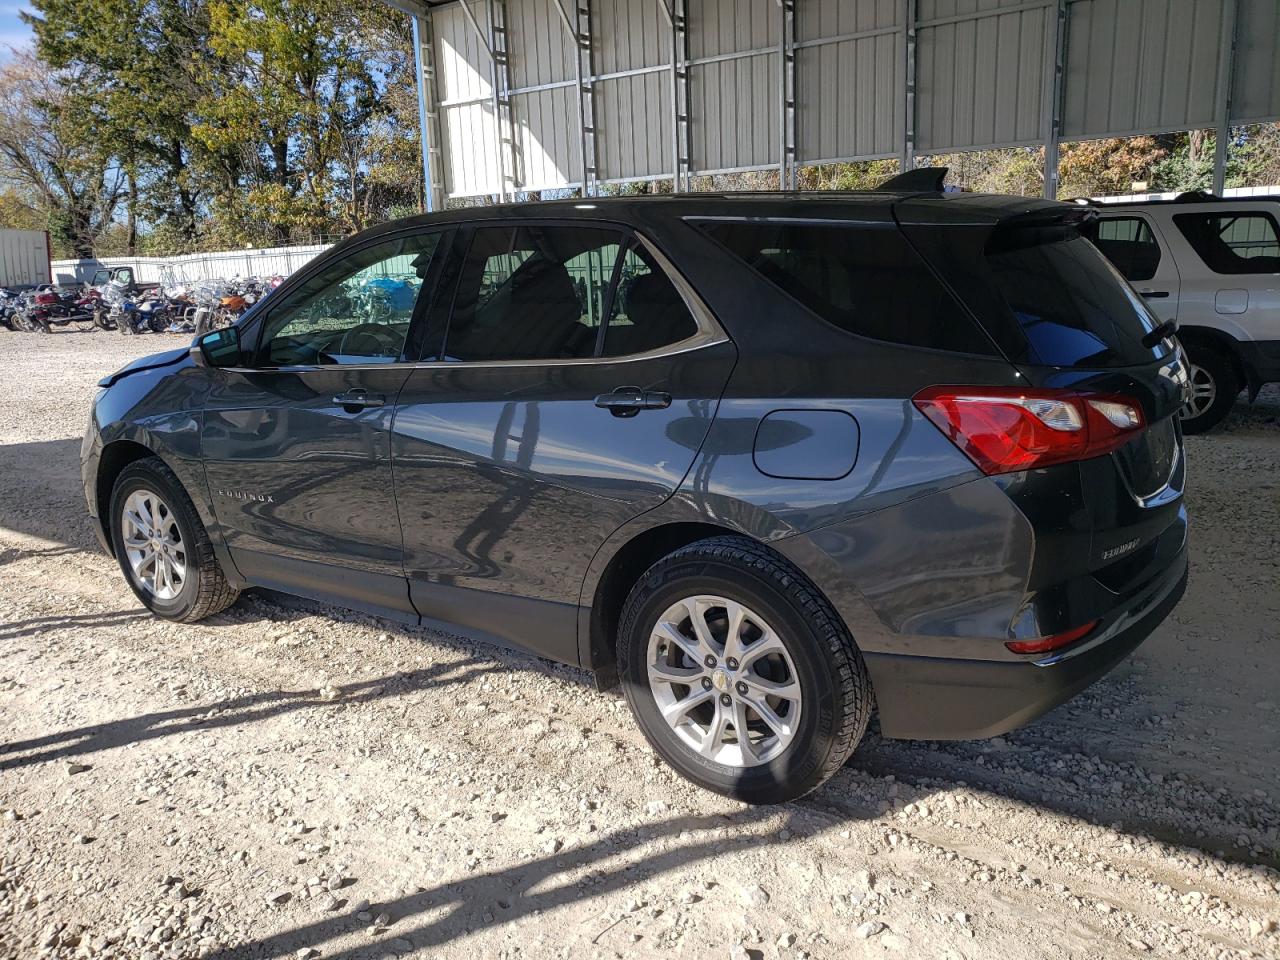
[{"left": 866, "top": 549, "right": 1187, "bottom": 740}]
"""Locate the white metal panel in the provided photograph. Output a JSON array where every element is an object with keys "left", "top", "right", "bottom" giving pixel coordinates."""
[
  {"left": 1062, "top": 0, "right": 1227, "bottom": 139},
  {"left": 440, "top": 101, "right": 504, "bottom": 197},
  {"left": 687, "top": 0, "right": 780, "bottom": 174},
  {"left": 915, "top": 0, "right": 1052, "bottom": 152},
  {"left": 507, "top": 0, "right": 574, "bottom": 88},
  {"left": 797, "top": 0, "right": 902, "bottom": 162},
  {"left": 595, "top": 71, "right": 674, "bottom": 181},
  {"left": 0, "top": 229, "right": 50, "bottom": 287},
  {"left": 594, "top": 0, "right": 668, "bottom": 74},
  {"left": 1233, "top": 0, "right": 1280, "bottom": 124},
  {"left": 50, "top": 245, "right": 332, "bottom": 286},
  {"left": 512, "top": 85, "right": 583, "bottom": 189}
]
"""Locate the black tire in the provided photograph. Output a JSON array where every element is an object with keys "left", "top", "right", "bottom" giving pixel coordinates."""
[
  {"left": 1179, "top": 343, "right": 1239, "bottom": 434},
  {"left": 109, "top": 457, "right": 239, "bottom": 622},
  {"left": 617, "top": 536, "right": 872, "bottom": 804}
]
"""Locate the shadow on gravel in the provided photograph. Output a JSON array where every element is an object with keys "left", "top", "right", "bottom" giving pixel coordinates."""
[
  {"left": 0, "top": 608, "right": 149, "bottom": 642},
  {"left": 205, "top": 809, "right": 792, "bottom": 960},
  {"left": 0, "top": 659, "right": 498, "bottom": 772},
  {"left": 0, "top": 438, "right": 98, "bottom": 551}
]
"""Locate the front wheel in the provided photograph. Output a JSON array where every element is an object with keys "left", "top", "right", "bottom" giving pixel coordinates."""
[
  {"left": 109, "top": 458, "right": 239, "bottom": 622},
  {"left": 1179, "top": 344, "right": 1239, "bottom": 434},
  {"left": 617, "top": 536, "right": 872, "bottom": 804}
]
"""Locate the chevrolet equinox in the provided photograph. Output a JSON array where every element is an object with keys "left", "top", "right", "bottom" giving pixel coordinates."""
[{"left": 83, "top": 174, "right": 1191, "bottom": 803}]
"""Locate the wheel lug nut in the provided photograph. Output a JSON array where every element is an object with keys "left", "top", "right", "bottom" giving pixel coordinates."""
[
  {"left": 725, "top": 657, "right": 739, "bottom": 670},
  {"left": 701, "top": 677, "right": 712, "bottom": 690},
  {"left": 719, "top": 693, "right": 732, "bottom": 706},
  {"left": 703, "top": 655, "right": 717, "bottom": 668},
  {"left": 736, "top": 681, "right": 748, "bottom": 695}
]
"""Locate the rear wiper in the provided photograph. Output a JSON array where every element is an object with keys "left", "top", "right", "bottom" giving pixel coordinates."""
[{"left": 1142, "top": 319, "right": 1178, "bottom": 349}]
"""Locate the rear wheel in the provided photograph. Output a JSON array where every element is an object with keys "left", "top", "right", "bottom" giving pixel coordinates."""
[
  {"left": 617, "top": 536, "right": 871, "bottom": 804},
  {"left": 110, "top": 458, "right": 239, "bottom": 622},
  {"left": 1179, "top": 343, "right": 1239, "bottom": 434}
]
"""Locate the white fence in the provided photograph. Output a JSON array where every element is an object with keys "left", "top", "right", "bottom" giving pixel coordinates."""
[{"left": 50, "top": 243, "right": 333, "bottom": 287}]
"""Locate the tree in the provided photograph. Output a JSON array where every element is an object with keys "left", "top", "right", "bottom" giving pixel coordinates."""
[{"left": 0, "top": 52, "right": 122, "bottom": 257}]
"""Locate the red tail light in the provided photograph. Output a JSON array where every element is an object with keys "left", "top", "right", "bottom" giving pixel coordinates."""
[
  {"left": 913, "top": 386, "right": 1145, "bottom": 476},
  {"left": 1005, "top": 620, "right": 1098, "bottom": 655}
]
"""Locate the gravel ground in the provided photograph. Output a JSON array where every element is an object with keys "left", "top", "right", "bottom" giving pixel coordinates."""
[{"left": 1, "top": 327, "right": 1278, "bottom": 960}]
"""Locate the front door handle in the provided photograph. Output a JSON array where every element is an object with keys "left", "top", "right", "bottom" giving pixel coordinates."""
[
  {"left": 333, "top": 389, "right": 386, "bottom": 411},
  {"left": 1139, "top": 289, "right": 1170, "bottom": 299},
  {"left": 594, "top": 386, "right": 672, "bottom": 418}
]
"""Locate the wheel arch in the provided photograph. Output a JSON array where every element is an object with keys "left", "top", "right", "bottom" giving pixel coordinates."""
[
  {"left": 583, "top": 521, "right": 744, "bottom": 686},
  {"left": 95, "top": 439, "right": 159, "bottom": 551},
  {"left": 1177, "top": 326, "right": 1252, "bottom": 398}
]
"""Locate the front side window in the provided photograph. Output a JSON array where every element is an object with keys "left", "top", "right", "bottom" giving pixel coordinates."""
[
  {"left": 695, "top": 220, "right": 996, "bottom": 355},
  {"left": 1092, "top": 216, "right": 1161, "bottom": 282},
  {"left": 1173, "top": 212, "right": 1280, "bottom": 275},
  {"left": 260, "top": 232, "right": 441, "bottom": 366}
]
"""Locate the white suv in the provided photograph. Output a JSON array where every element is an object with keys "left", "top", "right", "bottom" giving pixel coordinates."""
[{"left": 1088, "top": 191, "right": 1280, "bottom": 432}]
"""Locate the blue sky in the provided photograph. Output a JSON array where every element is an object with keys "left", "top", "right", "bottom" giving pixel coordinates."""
[{"left": 0, "top": 0, "right": 33, "bottom": 60}]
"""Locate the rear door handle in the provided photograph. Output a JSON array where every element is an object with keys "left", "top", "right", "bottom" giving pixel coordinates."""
[
  {"left": 1139, "top": 289, "right": 1170, "bottom": 299},
  {"left": 594, "top": 386, "right": 672, "bottom": 417},
  {"left": 333, "top": 389, "right": 386, "bottom": 411}
]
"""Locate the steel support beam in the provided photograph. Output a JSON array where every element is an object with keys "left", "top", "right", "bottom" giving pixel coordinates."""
[
  {"left": 901, "top": 0, "right": 917, "bottom": 172},
  {"left": 671, "top": 0, "right": 691, "bottom": 191},
  {"left": 576, "top": 0, "right": 597, "bottom": 194},
  {"left": 1212, "top": 0, "right": 1239, "bottom": 196},
  {"left": 488, "top": 0, "right": 519, "bottom": 198},
  {"left": 1041, "top": 0, "right": 1068, "bottom": 199},
  {"left": 779, "top": 0, "right": 796, "bottom": 190},
  {"left": 412, "top": 15, "right": 446, "bottom": 212}
]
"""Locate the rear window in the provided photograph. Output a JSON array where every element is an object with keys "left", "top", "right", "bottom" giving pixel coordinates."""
[
  {"left": 695, "top": 220, "right": 997, "bottom": 355},
  {"left": 1173, "top": 211, "right": 1280, "bottom": 274},
  {"left": 1092, "top": 216, "right": 1161, "bottom": 282},
  {"left": 984, "top": 228, "right": 1168, "bottom": 368}
]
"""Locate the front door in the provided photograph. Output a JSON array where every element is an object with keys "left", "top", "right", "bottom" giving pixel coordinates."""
[
  {"left": 201, "top": 229, "right": 448, "bottom": 618},
  {"left": 391, "top": 223, "right": 736, "bottom": 662}
]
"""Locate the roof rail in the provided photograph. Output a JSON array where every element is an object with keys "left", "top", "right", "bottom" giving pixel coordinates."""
[{"left": 874, "top": 166, "right": 948, "bottom": 193}]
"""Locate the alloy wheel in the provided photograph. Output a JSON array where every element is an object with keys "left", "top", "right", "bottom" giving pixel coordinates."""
[
  {"left": 1180, "top": 362, "right": 1216, "bottom": 421},
  {"left": 646, "top": 595, "right": 802, "bottom": 767},
  {"left": 120, "top": 489, "right": 187, "bottom": 601}
]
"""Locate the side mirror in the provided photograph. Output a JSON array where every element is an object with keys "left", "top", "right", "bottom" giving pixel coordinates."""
[{"left": 191, "top": 326, "right": 242, "bottom": 368}]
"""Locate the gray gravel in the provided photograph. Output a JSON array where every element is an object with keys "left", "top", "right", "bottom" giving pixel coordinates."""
[{"left": 1, "top": 328, "right": 1278, "bottom": 960}]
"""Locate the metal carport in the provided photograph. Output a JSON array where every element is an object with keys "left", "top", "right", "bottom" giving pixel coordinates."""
[{"left": 379, "top": 0, "right": 1280, "bottom": 209}]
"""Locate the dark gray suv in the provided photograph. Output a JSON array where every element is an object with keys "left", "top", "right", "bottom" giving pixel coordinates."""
[{"left": 83, "top": 184, "right": 1190, "bottom": 803}]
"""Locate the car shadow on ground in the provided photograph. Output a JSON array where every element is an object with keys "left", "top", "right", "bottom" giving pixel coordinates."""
[
  {"left": 204, "top": 808, "right": 793, "bottom": 960},
  {"left": 0, "top": 659, "right": 501, "bottom": 773}
]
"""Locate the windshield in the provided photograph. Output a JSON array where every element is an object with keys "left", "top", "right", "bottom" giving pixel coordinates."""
[{"left": 984, "top": 229, "right": 1169, "bottom": 369}]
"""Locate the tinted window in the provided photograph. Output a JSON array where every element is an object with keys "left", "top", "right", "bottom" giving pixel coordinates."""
[
  {"left": 696, "top": 220, "right": 995, "bottom": 355},
  {"left": 985, "top": 229, "right": 1165, "bottom": 368},
  {"left": 1093, "top": 216, "right": 1161, "bottom": 282},
  {"left": 1173, "top": 212, "right": 1280, "bottom": 274},
  {"left": 601, "top": 241, "right": 699, "bottom": 357},
  {"left": 445, "top": 225, "right": 623, "bottom": 362},
  {"left": 261, "top": 232, "right": 440, "bottom": 366}
]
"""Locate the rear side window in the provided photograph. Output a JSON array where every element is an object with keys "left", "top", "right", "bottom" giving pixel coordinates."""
[
  {"left": 1173, "top": 212, "right": 1280, "bottom": 274},
  {"left": 601, "top": 241, "right": 698, "bottom": 357},
  {"left": 1092, "top": 217, "right": 1161, "bottom": 282},
  {"left": 985, "top": 228, "right": 1165, "bottom": 368},
  {"left": 696, "top": 220, "right": 996, "bottom": 355}
]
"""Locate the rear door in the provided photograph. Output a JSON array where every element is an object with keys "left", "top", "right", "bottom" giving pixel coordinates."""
[
  {"left": 1092, "top": 213, "right": 1181, "bottom": 322},
  {"left": 390, "top": 221, "right": 736, "bottom": 663}
]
